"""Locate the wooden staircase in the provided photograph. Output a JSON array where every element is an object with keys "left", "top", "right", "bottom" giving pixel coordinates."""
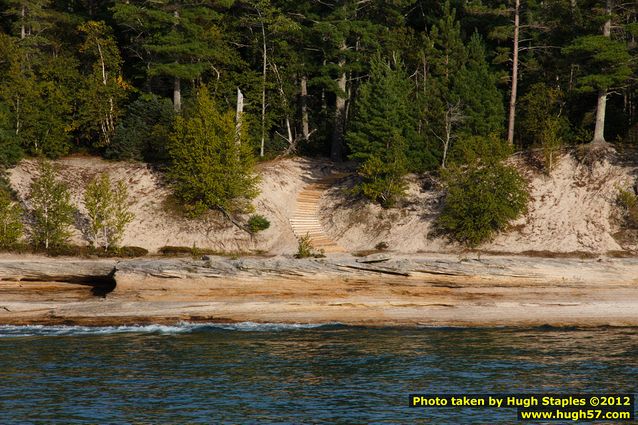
[{"left": 290, "top": 172, "right": 347, "bottom": 254}]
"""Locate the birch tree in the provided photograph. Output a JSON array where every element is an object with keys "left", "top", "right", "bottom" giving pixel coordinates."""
[
  {"left": 29, "top": 161, "right": 74, "bottom": 250},
  {"left": 84, "top": 173, "right": 133, "bottom": 250},
  {"left": 78, "top": 21, "right": 127, "bottom": 147}
]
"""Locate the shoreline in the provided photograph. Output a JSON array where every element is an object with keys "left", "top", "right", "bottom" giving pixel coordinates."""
[{"left": 1, "top": 253, "right": 638, "bottom": 328}]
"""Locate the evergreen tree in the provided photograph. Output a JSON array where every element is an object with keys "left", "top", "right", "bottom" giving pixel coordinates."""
[
  {"left": 106, "top": 95, "right": 175, "bottom": 161},
  {"left": 453, "top": 33, "right": 504, "bottom": 137},
  {"left": 419, "top": 1, "right": 468, "bottom": 169},
  {"left": 563, "top": 0, "right": 632, "bottom": 144},
  {"left": 168, "top": 86, "right": 259, "bottom": 216},
  {"left": 112, "top": 0, "right": 236, "bottom": 112},
  {"left": 347, "top": 56, "right": 413, "bottom": 207}
]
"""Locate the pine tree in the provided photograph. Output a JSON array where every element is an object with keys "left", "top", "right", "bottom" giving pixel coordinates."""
[
  {"left": 563, "top": 0, "right": 631, "bottom": 144},
  {"left": 419, "top": 1, "right": 468, "bottom": 169},
  {"left": 347, "top": 56, "right": 413, "bottom": 207},
  {"left": 453, "top": 33, "right": 504, "bottom": 137},
  {"left": 29, "top": 161, "right": 74, "bottom": 250},
  {"left": 112, "top": 0, "right": 236, "bottom": 112},
  {"left": 168, "top": 86, "right": 259, "bottom": 216}
]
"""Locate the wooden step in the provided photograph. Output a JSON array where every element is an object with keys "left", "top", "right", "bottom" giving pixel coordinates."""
[{"left": 288, "top": 172, "right": 349, "bottom": 254}]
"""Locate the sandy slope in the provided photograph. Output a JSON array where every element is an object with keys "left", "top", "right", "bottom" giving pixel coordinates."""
[
  {"left": 9, "top": 157, "right": 331, "bottom": 254},
  {"left": 321, "top": 155, "right": 636, "bottom": 254},
  {"left": 7, "top": 152, "right": 637, "bottom": 255}
]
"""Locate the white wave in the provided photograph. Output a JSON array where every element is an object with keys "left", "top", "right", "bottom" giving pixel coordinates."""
[{"left": 0, "top": 322, "right": 335, "bottom": 337}]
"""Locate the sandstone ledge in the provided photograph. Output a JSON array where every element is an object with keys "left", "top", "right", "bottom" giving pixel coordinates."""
[{"left": 1, "top": 254, "right": 638, "bottom": 327}]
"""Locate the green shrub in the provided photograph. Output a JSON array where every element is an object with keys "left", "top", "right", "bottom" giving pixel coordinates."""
[
  {"left": 294, "top": 234, "right": 325, "bottom": 259},
  {"left": 436, "top": 163, "right": 529, "bottom": 247},
  {"left": 41, "top": 244, "right": 85, "bottom": 257},
  {"left": 158, "top": 246, "right": 194, "bottom": 255},
  {"left": 616, "top": 187, "right": 638, "bottom": 227},
  {"left": 247, "top": 214, "right": 270, "bottom": 233},
  {"left": 115, "top": 246, "right": 148, "bottom": 257},
  {"left": 540, "top": 116, "right": 564, "bottom": 173},
  {"left": 375, "top": 241, "right": 389, "bottom": 251},
  {"left": 0, "top": 190, "right": 23, "bottom": 248},
  {"left": 448, "top": 133, "right": 511, "bottom": 167}
]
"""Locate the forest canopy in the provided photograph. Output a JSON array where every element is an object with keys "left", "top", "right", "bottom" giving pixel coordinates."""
[
  {"left": 0, "top": 0, "right": 635, "bottom": 167},
  {"left": 1, "top": 0, "right": 635, "bottom": 247}
]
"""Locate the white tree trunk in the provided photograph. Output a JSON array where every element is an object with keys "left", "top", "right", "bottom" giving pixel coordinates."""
[
  {"left": 173, "top": 77, "right": 181, "bottom": 113},
  {"left": 592, "top": 0, "right": 612, "bottom": 144},
  {"left": 235, "top": 88, "right": 244, "bottom": 144},
  {"left": 301, "top": 76, "right": 310, "bottom": 141},
  {"left": 331, "top": 42, "right": 348, "bottom": 162},
  {"left": 20, "top": 5, "right": 25, "bottom": 39},
  {"left": 260, "top": 13, "right": 267, "bottom": 158},
  {"left": 507, "top": 0, "right": 520, "bottom": 146}
]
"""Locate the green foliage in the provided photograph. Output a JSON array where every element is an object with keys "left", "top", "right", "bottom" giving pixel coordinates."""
[
  {"left": 83, "top": 173, "right": 134, "bottom": 250},
  {"left": 352, "top": 139, "right": 408, "bottom": 208},
  {"left": 106, "top": 95, "right": 175, "bottom": 161},
  {"left": 540, "top": 117, "right": 564, "bottom": 173},
  {"left": 77, "top": 20, "right": 128, "bottom": 148},
  {"left": 0, "top": 34, "right": 77, "bottom": 158},
  {"left": 168, "top": 87, "right": 259, "bottom": 216},
  {"left": 436, "top": 163, "right": 529, "bottom": 247},
  {"left": 453, "top": 33, "right": 504, "bottom": 136},
  {"left": 1, "top": 0, "right": 637, "bottom": 191},
  {"left": 616, "top": 187, "right": 638, "bottom": 228},
  {"left": 448, "top": 133, "right": 511, "bottom": 167},
  {"left": 113, "top": 246, "right": 148, "bottom": 258},
  {"left": 112, "top": 0, "right": 237, "bottom": 111},
  {"left": 347, "top": 57, "right": 413, "bottom": 206},
  {"left": 158, "top": 245, "right": 252, "bottom": 258},
  {"left": 294, "top": 234, "right": 324, "bottom": 259},
  {"left": 519, "top": 83, "right": 569, "bottom": 172},
  {"left": 28, "top": 161, "right": 75, "bottom": 250},
  {"left": 563, "top": 35, "right": 632, "bottom": 93},
  {"left": 247, "top": 214, "right": 270, "bottom": 233},
  {"left": 0, "top": 103, "right": 23, "bottom": 167},
  {"left": 0, "top": 189, "right": 24, "bottom": 248}
]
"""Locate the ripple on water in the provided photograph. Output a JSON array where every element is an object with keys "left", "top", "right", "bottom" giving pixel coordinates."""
[{"left": 0, "top": 325, "right": 636, "bottom": 424}]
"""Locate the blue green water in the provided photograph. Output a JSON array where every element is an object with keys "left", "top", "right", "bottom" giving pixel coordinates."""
[{"left": 0, "top": 324, "right": 636, "bottom": 424}]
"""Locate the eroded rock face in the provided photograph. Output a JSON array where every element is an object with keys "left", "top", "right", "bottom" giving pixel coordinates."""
[
  {"left": 0, "top": 259, "right": 117, "bottom": 283},
  {"left": 2, "top": 254, "right": 638, "bottom": 327}
]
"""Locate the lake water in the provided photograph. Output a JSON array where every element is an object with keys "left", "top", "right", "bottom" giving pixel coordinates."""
[{"left": 0, "top": 324, "right": 636, "bottom": 424}]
